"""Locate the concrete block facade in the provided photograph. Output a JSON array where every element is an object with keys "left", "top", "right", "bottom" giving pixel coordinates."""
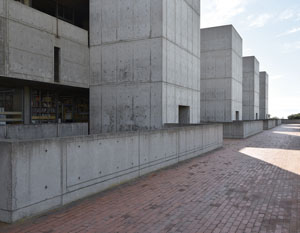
[
  {"left": 200, "top": 25, "right": 243, "bottom": 122},
  {"left": 282, "top": 119, "right": 300, "bottom": 124},
  {"left": 90, "top": 0, "right": 201, "bottom": 133},
  {"left": 263, "top": 119, "right": 276, "bottom": 130},
  {"left": 0, "top": 0, "right": 90, "bottom": 88},
  {"left": 223, "top": 120, "right": 263, "bottom": 139},
  {"left": 0, "top": 124, "right": 222, "bottom": 223},
  {"left": 0, "top": 123, "right": 88, "bottom": 140},
  {"left": 259, "top": 72, "right": 269, "bottom": 119},
  {"left": 243, "top": 56, "right": 260, "bottom": 120}
]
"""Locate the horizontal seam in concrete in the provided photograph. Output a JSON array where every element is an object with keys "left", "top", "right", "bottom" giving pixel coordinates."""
[
  {"left": 93, "top": 37, "right": 200, "bottom": 60},
  {"left": 201, "top": 99, "right": 238, "bottom": 101},
  {"left": 91, "top": 81, "right": 200, "bottom": 92},
  {"left": 201, "top": 47, "right": 242, "bottom": 57},
  {"left": 7, "top": 18, "right": 88, "bottom": 46},
  {"left": 9, "top": 46, "right": 52, "bottom": 59},
  {"left": 66, "top": 146, "right": 219, "bottom": 194},
  {"left": 201, "top": 77, "right": 243, "bottom": 85},
  {"left": 90, "top": 36, "right": 162, "bottom": 47},
  {"left": 162, "top": 81, "right": 200, "bottom": 92},
  {"left": 9, "top": 46, "right": 89, "bottom": 68}
]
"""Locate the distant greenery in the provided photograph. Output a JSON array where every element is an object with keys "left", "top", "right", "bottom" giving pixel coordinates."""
[{"left": 288, "top": 113, "right": 300, "bottom": 120}]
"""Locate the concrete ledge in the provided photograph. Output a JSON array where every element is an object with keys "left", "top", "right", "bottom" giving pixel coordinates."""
[
  {"left": 223, "top": 121, "right": 263, "bottom": 139},
  {"left": 275, "top": 119, "right": 282, "bottom": 126},
  {"left": 0, "top": 123, "right": 88, "bottom": 140},
  {"left": 282, "top": 119, "right": 300, "bottom": 124},
  {"left": 0, "top": 124, "right": 223, "bottom": 223},
  {"left": 263, "top": 120, "right": 276, "bottom": 130}
]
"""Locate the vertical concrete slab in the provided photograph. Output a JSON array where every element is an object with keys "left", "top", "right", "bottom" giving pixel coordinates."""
[
  {"left": 162, "top": 0, "right": 201, "bottom": 125},
  {"left": 4, "top": 1, "right": 89, "bottom": 88},
  {"left": 200, "top": 25, "right": 243, "bottom": 122},
  {"left": 0, "top": 0, "right": 7, "bottom": 76},
  {"left": 0, "top": 142, "right": 12, "bottom": 223},
  {"left": 242, "top": 56, "right": 260, "bottom": 120},
  {"left": 0, "top": 1, "right": 4, "bottom": 17},
  {"left": 259, "top": 72, "right": 269, "bottom": 119},
  {"left": 90, "top": 0, "right": 201, "bottom": 133},
  {"left": 23, "top": 86, "right": 30, "bottom": 124}
]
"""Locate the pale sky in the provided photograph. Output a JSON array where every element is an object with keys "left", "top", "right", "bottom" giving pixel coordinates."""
[{"left": 201, "top": 0, "right": 300, "bottom": 118}]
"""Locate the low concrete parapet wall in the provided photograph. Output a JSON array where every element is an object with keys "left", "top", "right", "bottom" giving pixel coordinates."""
[
  {"left": 275, "top": 119, "right": 282, "bottom": 126},
  {"left": 223, "top": 121, "right": 264, "bottom": 139},
  {"left": 263, "top": 120, "right": 276, "bottom": 130},
  {"left": 0, "top": 124, "right": 223, "bottom": 223},
  {"left": 282, "top": 119, "right": 300, "bottom": 124},
  {"left": 0, "top": 123, "right": 88, "bottom": 140}
]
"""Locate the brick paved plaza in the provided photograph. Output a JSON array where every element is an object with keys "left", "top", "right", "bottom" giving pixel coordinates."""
[{"left": 1, "top": 124, "right": 300, "bottom": 233}]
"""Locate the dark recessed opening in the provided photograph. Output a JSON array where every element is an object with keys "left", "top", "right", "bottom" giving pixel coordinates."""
[
  {"left": 179, "top": 106, "right": 190, "bottom": 124},
  {"left": 235, "top": 111, "right": 240, "bottom": 121},
  {"left": 54, "top": 47, "right": 60, "bottom": 83}
]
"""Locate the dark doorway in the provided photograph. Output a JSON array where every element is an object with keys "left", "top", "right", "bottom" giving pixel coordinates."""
[
  {"left": 179, "top": 106, "right": 190, "bottom": 124},
  {"left": 235, "top": 111, "right": 240, "bottom": 121}
]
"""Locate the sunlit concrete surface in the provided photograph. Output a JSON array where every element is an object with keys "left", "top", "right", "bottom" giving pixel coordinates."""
[{"left": 1, "top": 124, "right": 299, "bottom": 233}]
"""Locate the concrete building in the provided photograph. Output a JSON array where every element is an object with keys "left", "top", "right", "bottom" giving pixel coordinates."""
[
  {"left": 242, "top": 56, "right": 260, "bottom": 120},
  {"left": 259, "top": 71, "right": 269, "bottom": 119},
  {"left": 200, "top": 25, "right": 243, "bottom": 122},
  {"left": 0, "top": 0, "right": 226, "bottom": 224},
  {"left": 89, "top": 0, "right": 201, "bottom": 133},
  {"left": 1, "top": 0, "right": 201, "bottom": 133},
  {"left": 0, "top": 0, "right": 90, "bottom": 126}
]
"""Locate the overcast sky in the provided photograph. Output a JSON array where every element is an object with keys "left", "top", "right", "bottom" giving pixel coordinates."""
[{"left": 201, "top": 0, "right": 300, "bottom": 118}]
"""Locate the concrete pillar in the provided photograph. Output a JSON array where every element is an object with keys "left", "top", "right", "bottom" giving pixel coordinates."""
[
  {"left": 23, "top": 86, "right": 31, "bottom": 124},
  {"left": 242, "top": 56, "right": 260, "bottom": 120},
  {"left": 259, "top": 72, "right": 269, "bottom": 119},
  {"left": 89, "top": 0, "right": 201, "bottom": 133},
  {"left": 0, "top": 0, "right": 7, "bottom": 75},
  {"left": 200, "top": 25, "right": 243, "bottom": 123}
]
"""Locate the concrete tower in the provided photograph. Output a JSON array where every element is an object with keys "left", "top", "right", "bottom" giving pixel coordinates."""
[
  {"left": 242, "top": 56, "right": 260, "bottom": 120},
  {"left": 89, "top": 0, "right": 201, "bottom": 133},
  {"left": 259, "top": 71, "right": 269, "bottom": 119},
  {"left": 200, "top": 25, "right": 243, "bottom": 122}
]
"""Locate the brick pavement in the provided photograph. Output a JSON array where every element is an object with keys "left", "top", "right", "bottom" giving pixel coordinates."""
[{"left": 1, "top": 124, "right": 300, "bottom": 233}]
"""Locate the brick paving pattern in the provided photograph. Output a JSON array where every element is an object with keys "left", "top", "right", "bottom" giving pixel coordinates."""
[{"left": 1, "top": 124, "right": 300, "bottom": 233}]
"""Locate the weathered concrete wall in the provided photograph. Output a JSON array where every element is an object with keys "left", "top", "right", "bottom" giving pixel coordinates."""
[
  {"left": 243, "top": 56, "right": 260, "bottom": 120},
  {"left": 0, "top": 124, "right": 222, "bottom": 223},
  {"left": 282, "top": 119, "right": 300, "bottom": 124},
  {"left": 161, "top": 0, "right": 201, "bottom": 125},
  {"left": 0, "top": 0, "right": 4, "bottom": 16},
  {"left": 263, "top": 120, "right": 276, "bottom": 130},
  {"left": 259, "top": 72, "right": 269, "bottom": 119},
  {"left": 223, "top": 120, "right": 263, "bottom": 139},
  {"left": 0, "top": 142, "right": 12, "bottom": 223},
  {"left": 0, "top": 0, "right": 7, "bottom": 75},
  {"left": 275, "top": 119, "right": 282, "bottom": 126},
  {"left": 0, "top": 123, "right": 88, "bottom": 140},
  {"left": 90, "top": 0, "right": 201, "bottom": 133},
  {"left": 2, "top": 1, "right": 89, "bottom": 88},
  {"left": 201, "top": 25, "right": 243, "bottom": 122}
]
